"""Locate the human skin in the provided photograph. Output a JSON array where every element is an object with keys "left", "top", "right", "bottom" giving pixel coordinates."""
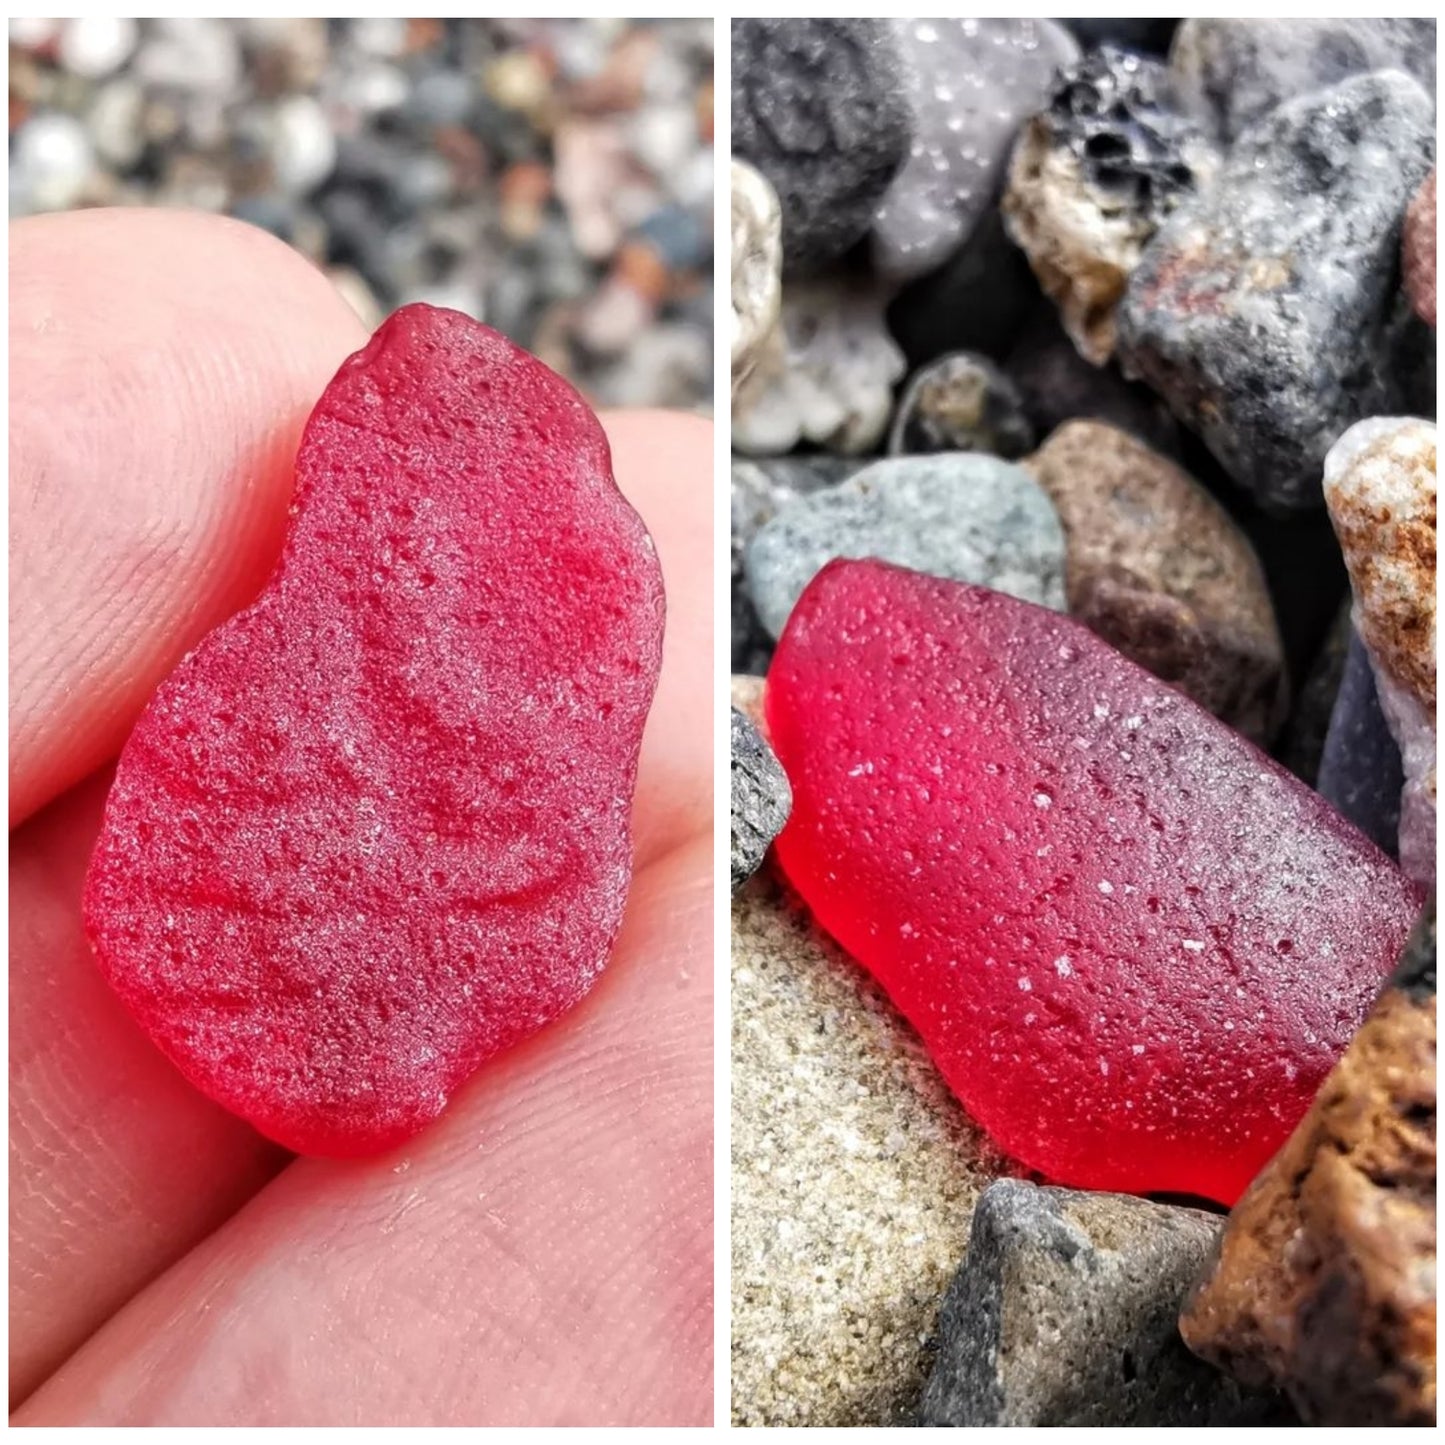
[{"left": 9, "top": 209, "right": 713, "bottom": 1426}]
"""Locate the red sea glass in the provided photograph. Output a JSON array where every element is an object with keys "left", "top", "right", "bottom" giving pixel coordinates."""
[
  {"left": 84, "top": 304, "right": 665, "bottom": 1156},
  {"left": 766, "top": 559, "right": 1421, "bottom": 1205}
]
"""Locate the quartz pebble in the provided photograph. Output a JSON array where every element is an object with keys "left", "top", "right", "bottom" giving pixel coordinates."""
[
  {"left": 887, "top": 352, "right": 1033, "bottom": 461},
  {"left": 731, "top": 708, "right": 791, "bottom": 894},
  {"left": 1323, "top": 417, "right": 1437, "bottom": 889},
  {"left": 731, "top": 277, "right": 906, "bottom": 457},
  {"left": 84, "top": 306, "right": 665, "bottom": 1156},
  {"left": 1181, "top": 904, "right": 1437, "bottom": 1426},
  {"left": 1317, "top": 633, "right": 1405, "bottom": 857},
  {"left": 731, "top": 19, "right": 910, "bottom": 274},
  {"left": 1023, "top": 421, "right": 1286, "bottom": 743},
  {"left": 920, "top": 1182, "right": 1294, "bottom": 1426},
  {"left": 872, "top": 18, "right": 1079, "bottom": 282},
  {"left": 732, "top": 846, "right": 1007, "bottom": 1427},
  {"left": 746, "top": 455, "right": 1066, "bottom": 641},
  {"left": 1003, "top": 48, "right": 1217, "bottom": 366},
  {"left": 1117, "top": 72, "right": 1436, "bottom": 512},
  {"left": 1404, "top": 168, "right": 1436, "bottom": 329},
  {"left": 730, "top": 159, "right": 783, "bottom": 402},
  {"left": 766, "top": 560, "right": 1423, "bottom": 1205},
  {"left": 1170, "top": 18, "right": 1438, "bottom": 144}
]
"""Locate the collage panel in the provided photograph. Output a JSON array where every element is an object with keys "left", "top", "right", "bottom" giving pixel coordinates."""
[
  {"left": 10, "top": 18, "right": 712, "bottom": 1427},
  {"left": 730, "top": 15, "right": 1436, "bottom": 1430}
]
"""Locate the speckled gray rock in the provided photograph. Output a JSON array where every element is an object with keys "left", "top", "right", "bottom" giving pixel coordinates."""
[
  {"left": 745, "top": 454, "right": 1067, "bottom": 640},
  {"left": 732, "top": 458, "right": 862, "bottom": 673},
  {"left": 1003, "top": 47, "right": 1218, "bottom": 364},
  {"left": 887, "top": 352, "right": 1033, "bottom": 460},
  {"left": 730, "top": 158, "right": 783, "bottom": 403},
  {"left": 732, "top": 276, "right": 906, "bottom": 456},
  {"left": 919, "top": 1182, "right": 1296, "bottom": 1427},
  {"left": 1170, "top": 19, "right": 1437, "bottom": 144},
  {"left": 872, "top": 18, "right": 1079, "bottom": 282},
  {"left": 732, "top": 19, "right": 910, "bottom": 274},
  {"left": 1323, "top": 416, "right": 1437, "bottom": 888},
  {"left": 731, "top": 709, "right": 791, "bottom": 893},
  {"left": 731, "top": 822, "right": 1008, "bottom": 1427},
  {"left": 1318, "top": 632, "right": 1405, "bottom": 856},
  {"left": 1117, "top": 72, "right": 1436, "bottom": 512}
]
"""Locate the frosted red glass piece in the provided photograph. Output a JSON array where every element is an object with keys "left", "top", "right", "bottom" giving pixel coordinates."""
[
  {"left": 766, "top": 559, "right": 1421, "bottom": 1204},
  {"left": 84, "top": 304, "right": 665, "bottom": 1156}
]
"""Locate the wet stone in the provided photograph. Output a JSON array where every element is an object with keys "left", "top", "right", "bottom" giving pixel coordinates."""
[
  {"left": 1003, "top": 47, "right": 1218, "bottom": 365},
  {"left": 1404, "top": 168, "right": 1436, "bottom": 329},
  {"left": 731, "top": 19, "right": 911, "bottom": 275},
  {"left": 1181, "top": 904, "right": 1437, "bottom": 1427},
  {"left": 1022, "top": 420, "right": 1286, "bottom": 744},
  {"left": 744, "top": 454, "right": 1066, "bottom": 641},
  {"left": 1117, "top": 72, "right": 1436, "bottom": 512},
  {"left": 920, "top": 1181, "right": 1296, "bottom": 1426}
]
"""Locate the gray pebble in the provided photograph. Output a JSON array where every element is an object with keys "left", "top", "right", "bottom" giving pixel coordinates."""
[
  {"left": 745, "top": 453, "right": 1066, "bottom": 640},
  {"left": 888, "top": 352, "right": 1034, "bottom": 460},
  {"left": 731, "top": 19, "right": 911, "bottom": 274},
  {"left": 1317, "top": 631, "right": 1404, "bottom": 856},
  {"left": 731, "top": 709, "right": 791, "bottom": 893},
  {"left": 872, "top": 18, "right": 1079, "bottom": 282},
  {"left": 1117, "top": 71, "right": 1436, "bottom": 512},
  {"left": 920, "top": 1181, "right": 1297, "bottom": 1427},
  {"left": 1171, "top": 18, "right": 1437, "bottom": 143}
]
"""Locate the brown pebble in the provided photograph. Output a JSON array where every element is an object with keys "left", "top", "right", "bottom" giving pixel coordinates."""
[
  {"left": 1180, "top": 905, "right": 1437, "bottom": 1426},
  {"left": 1022, "top": 420, "right": 1287, "bottom": 742},
  {"left": 1404, "top": 168, "right": 1436, "bottom": 329}
]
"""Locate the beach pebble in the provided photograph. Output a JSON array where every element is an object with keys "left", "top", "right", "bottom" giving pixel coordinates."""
[
  {"left": 731, "top": 709, "right": 791, "bottom": 893},
  {"left": 1117, "top": 72, "right": 1436, "bottom": 512},
  {"left": 731, "top": 19, "right": 910, "bottom": 274},
  {"left": 10, "top": 113, "right": 94, "bottom": 214},
  {"left": 745, "top": 454, "right": 1066, "bottom": 639},
  {"left": 1323, "top": 417, "right": 1437, "bottom": 888},
  {"left": 872, "top": 18, "right": 1079, "bottom": 282},
  {"left": 731, "top": 840, "right": 1007, "bottom": 1426},
  {"left": 1181, "top": 904, "right": 1437, "bottom": 1427},
  {"left": 1170, "top": 18, "right": 1438, "bottom": 143},
  {"left": 58, "top": 16, "right": 138, "bottom": 79},
  {"left": 732, "top": 277, "right": 906, "bottom": 457},
  {"left": 730, "top": 159, "right": 783, "bottom": 402},
  {"left": 1317, "top": 632, "right": 1405, "bottom": 856},
  {"left": 1403, "top": 169, "right": 1436, "bottom": 329},
  {"left": 921, "top": 1182, "right": 1294, "bottom": 1426},
  {"left": 1003, "top": 48, "right": 1217, "bottom": 365},
  {"left": 1023, "top": 421, "right": 1286, "bottom": 743},
  {"left": 888, "top": 352, "right": 1034, "bottom": 460}
]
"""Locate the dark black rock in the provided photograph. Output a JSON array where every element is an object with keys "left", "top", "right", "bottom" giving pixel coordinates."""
[
  {"left": 731, "top": 19, "right": 910, "bottom": 275},
  {"left": 1277, "top": 603, "right": 1352, "bottom": 786},
  {"left": 1171, "top": 18, "right": 1438, "bottom": 144},
  {"left": 731, "top": 708, "right": 791, "bottom": 893},
  {"left": 1117, "top": 71, "right": 1436, "bottom": 512},
  {"left": 1043, "top": 47, "right": 1206, "bottom": 218},
  {"left": 1004, "top": 311, "right": 1182, "bottom": 457},
  {"left": 886, "top": 208, "right": 1043, "bottom": 368},
  {"left": 1392, "top": 900, "right": 1435, "bottom": 1003},
  {"left": 919, "top": 1181, "right": 1297, "bottom": 1427},
  {"left": 1317, "top": 631, "right": 1405, "bottom": 857},
  {"left": 1064, "top": 19, "right": 1179, "bottom": 56}
]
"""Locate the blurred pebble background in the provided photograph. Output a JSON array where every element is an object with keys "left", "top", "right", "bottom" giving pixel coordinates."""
[{"left": 9, "top": 17, "right": 715, "bottom": 411}]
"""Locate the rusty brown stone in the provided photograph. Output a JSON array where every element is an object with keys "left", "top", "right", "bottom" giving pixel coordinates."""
[
  {"left": 1180, "top": 905, "right": 1437, "bottom": 1426},
  {"left": 1404, "top": 169, "right": 1436, "bottom": 329},
  {"left": 1022, "top": 420, "right": 1286, "bottom": 743}
]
